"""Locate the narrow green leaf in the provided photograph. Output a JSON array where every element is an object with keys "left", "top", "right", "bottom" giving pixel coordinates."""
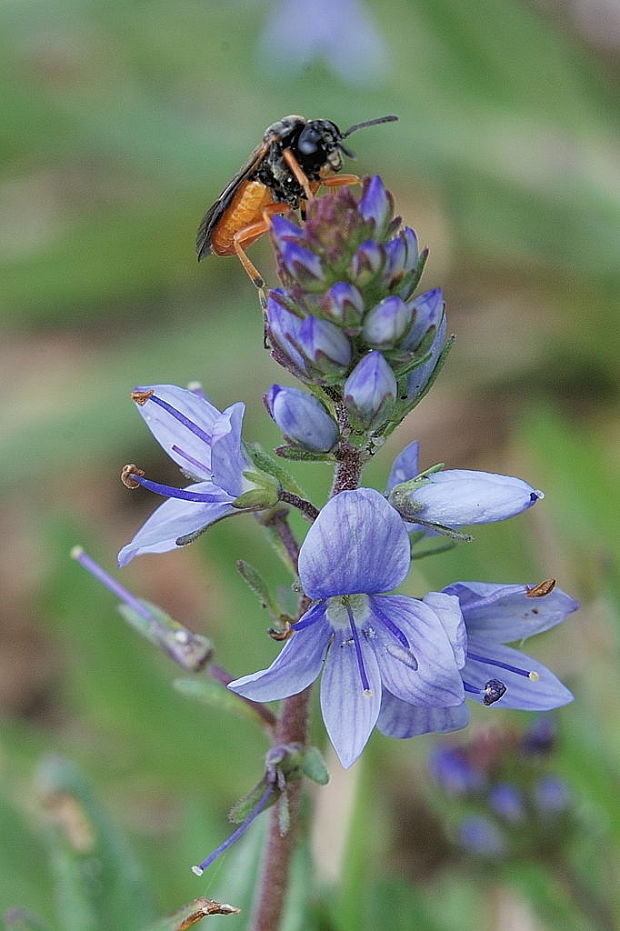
[
  {"left": 172, "top": 678, "right": 268, "bottom": 728},
  {"left": 37, "top": 756, "right": 153, "bottom": 931},
  {"left": 235, "top": 561, "right": 281, "bottom": 619},
  {"left": 245, "top": 443, "right": 307, "bottom": 498},
  {"left": 117, "top": 603, "right": 213, "bottom": 672}
]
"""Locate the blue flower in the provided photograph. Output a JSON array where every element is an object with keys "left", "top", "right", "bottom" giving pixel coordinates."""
[
  {"left": 265, "top": 384, "right": 339, "bottom": 452},
  {"left": 229, "top": 489, "right": 465, "bottom": 768},
  {"left": 387, "top": 441, "right": 543, "bottom": 531},
  {"left": 377, "top": 580, "right": 576, "bottom": 738},
  {"left": 118, "top": 385, "right": 253, "bottom": 566}
]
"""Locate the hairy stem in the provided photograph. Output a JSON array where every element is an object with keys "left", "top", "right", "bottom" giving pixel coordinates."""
[
  {"left": 250, "top": 687, "right": 312, "bottom": 931},
  {"left": 252, "top": 422, "right": 363, "bottom": 929},
  {"left": 279, "top": 490, "right": 320, "bottom": 522}
]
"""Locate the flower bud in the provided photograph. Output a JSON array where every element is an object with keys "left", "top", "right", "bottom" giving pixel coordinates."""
[
  {"left": 405, "top": 309, "right": 448, "bottom": 403},
  {"left": 297, "top": 316, "right": 352, "bottom": 375},
  {"left": 265, "top": 291, "right": 308, "bottom": 376},
  {"left": 402, "top": 288, "right": 444, "bottom": 351},
  {"left": 389, "top": 470, "right": 542, "bottom": 528},
  {"left": 277, "top": 241, "right": 325, "bottom": 288},
  {"left": 358, "top": 175, "right": 393, "bottom": 234},
  {"left": 429, "top": 746, "right": 484, "bottom": 796},
  {"left": 362, "top": 295, "right": 412, "bottom": 349},
  {"left": 319, "top": 281, "right": 365, "bottom": 328},
  {"left": 457, "top": 816, "right": 507, "bottom": 857},
  {"left": 534, "top": 775, "right": 571, "bottom": 814},
  {"left": 488, "top": 783, "right": 525, "bottom": 823},
  {"left": 348, "top": 239, "right": 385, "bottom": 286},
  {"left": 265, "top": 385, "right": 339, "bottom": 452},
  {"left": 343, "top": 350, "right": 396, "bottom": 429}
]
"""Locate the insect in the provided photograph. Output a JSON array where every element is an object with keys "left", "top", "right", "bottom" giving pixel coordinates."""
[{"left": 196, "top": 114, "right": 398, "bottom": 292}]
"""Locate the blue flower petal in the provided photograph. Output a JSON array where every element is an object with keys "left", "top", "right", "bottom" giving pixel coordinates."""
[
  {"left": 298, "top": 489, "right": 410, "bottom": 599},
  {"left": 210, "top": 402, "right": 248, "bottom": 496},
  {"left": 411, "top": 470, "right": 542, "bottom": 526},
  {"left": 369, "top": 595, "right": 464, "bottom": 706},
  {"left": 133, "top": 385, "right": 222, "bottom": 480},
  {"left": 422, "top": 592, "right": 467, "bottom": 667},
  {"left": 386, "top": 441, "right": 419, "bottom": 492},
  {"left": 320, "top": 628, "right": 381, "bottom": 768},
  {"left": 443, "top": 581, "right": 579, "bottom": 643},
  {"left": 376, "top": 692, "right": 469, "bottom": 737},
  {"left": 463, "top": 639, "right": 573, "bottom": 710},
  {"left": 117, "top": 484, "right": 234, "bottom": 566},
  {"left": 228, "top": 609, "right": 330, "bottom": 702}
]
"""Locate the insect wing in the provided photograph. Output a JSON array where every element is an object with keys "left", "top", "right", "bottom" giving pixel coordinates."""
[{"left": 196, "top": 140, "right": 270, "bottom": 260}]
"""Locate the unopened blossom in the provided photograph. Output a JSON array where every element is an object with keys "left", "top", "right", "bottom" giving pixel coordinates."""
[
  {"left": 229, "top": 489, "right": 465, "bottom": 768},
  {"left": 387, "top": 441, "right": 543, "bottom": 531},
  {"left": 265, "top": 384, "right": 339, "bottom": 452},
  {"left": 118, "top": 385, "right": 262, "bottom": 566}
]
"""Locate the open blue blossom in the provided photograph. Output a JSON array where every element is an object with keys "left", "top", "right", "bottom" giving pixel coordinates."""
[
  {"left": 377, "top": 580, "right": 576, "bottom": 738},
  {"left": 229, "top": 489, "right": 465, "bottom": 768},
  {"left": 118, "top": 385, "right": 254, "bottom": 566},
  {"left": 386, "top": 441, "right": 543, "bottom": 531}
]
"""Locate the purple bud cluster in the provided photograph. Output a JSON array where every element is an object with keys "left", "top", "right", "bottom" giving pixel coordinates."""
[
  {"left": 429, "top": 719, "right": 575, "bottom": 860},
  {"left": 265, "top": 176, "right": 447, "bottom": 443}
]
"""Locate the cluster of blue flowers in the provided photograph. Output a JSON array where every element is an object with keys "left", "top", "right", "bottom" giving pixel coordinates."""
[
  {"left": 429, "top": 719, "right": 575, "bottom": 859},
  {"left": 105, "top": 177, "right": 576, "bottom": 771}
]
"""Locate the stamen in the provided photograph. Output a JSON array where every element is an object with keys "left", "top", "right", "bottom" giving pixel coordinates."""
[
  {"left": 141, "top": 393, "right": 213, "bottom": 446},
  {"left": 121, "top": 463, "right": 145, "bottom": 489},
  {"left": 344, "top": 601, "right": 372, "bottom": 694},
  {"left": 369, "top": 600, "right": 410, "bottom": 650},
  {"left": 526, "top": 579, "right": 556, "bottom": 598},
  {"left": 191, "top": 784, "right": 274, "bottom": 876},
  {"left": 130, "top": 474, "right": 228, "bottom": 503},
  {"left": 292, "top": 606, "right": 325, "bottom": 631},
  {"left": 71, "top": 547, "right": 152, "bottom": 621},
  {"left": 463, "top": 678, "right": 507, "bottom": 706},
  {"left": 171, "top": 444, "right": 211, "bottom": 476},
  {"left": 467, "top": 650, "right": 539, "bottom": 681}
]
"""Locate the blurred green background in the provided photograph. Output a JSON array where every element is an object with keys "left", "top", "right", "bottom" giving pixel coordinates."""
[{"left": 1, "top": 0, "right": 619, "bottom": 927}]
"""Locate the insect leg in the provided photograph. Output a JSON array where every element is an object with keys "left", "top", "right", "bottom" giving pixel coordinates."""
[
  {"left": 281, "top": 148, "right": 314, "bottom": 199},
  {"left": 320, "top": 173, "right": 362, "bottom": 189},
  {"left": 233, "top": 202, "right": 293, "bottom": 304}
]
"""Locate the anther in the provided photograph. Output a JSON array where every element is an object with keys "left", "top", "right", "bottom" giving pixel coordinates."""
[
  {"left": 526, "top": 579, "right": 556, "bottom": 598},
  {"left": 121, "top": 464, "right": 145, "bottom": 489},
  {"left": 482, "top": 679, "right": 506, "bottom": 706},
  {"left": 131, "top": 388, "right": 154, "bottom": 406}
]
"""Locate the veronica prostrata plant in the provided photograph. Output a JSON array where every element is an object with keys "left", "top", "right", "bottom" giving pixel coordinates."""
[{"left": 74, "top": 174, "right": 577, "bottom": 931}]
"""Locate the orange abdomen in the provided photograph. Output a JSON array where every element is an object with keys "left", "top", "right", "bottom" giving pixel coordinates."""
[{"left": 211, "top": 181, "right": 275, "bottom": 255}]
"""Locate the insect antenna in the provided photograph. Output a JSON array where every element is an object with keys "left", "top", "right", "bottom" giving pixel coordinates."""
[{"left": 341, "top": 114, "right": 399, "bottom": 139}]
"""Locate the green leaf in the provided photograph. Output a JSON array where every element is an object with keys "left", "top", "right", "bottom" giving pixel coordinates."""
[
  {"left": 244, "top": 443, "right": 307, "bottom": 498},
  {"left": 37, "top": 756, "right": 153, "bottom": 931},
  {"left": 235, "top": 561, "right": 281, "bottom": 619},
  {"left": 172, "top": 678, "right": 269, "bottom": 729},
  {"left": 117, "top": 602, "right": 213, "bottom": 672},
  {"left": 228, "top": 780, "right": 274, "bottom": 825},
  {"left": 274, "top": 446, "right": 335, "bottom": 462},
  {"left": 301, "top": 747, "right": 330, "bottom": 786}
]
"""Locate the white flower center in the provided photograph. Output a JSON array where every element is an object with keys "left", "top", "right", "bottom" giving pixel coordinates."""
[{"left": 326, "top": 594, "right": 370, "bottom": 630}]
